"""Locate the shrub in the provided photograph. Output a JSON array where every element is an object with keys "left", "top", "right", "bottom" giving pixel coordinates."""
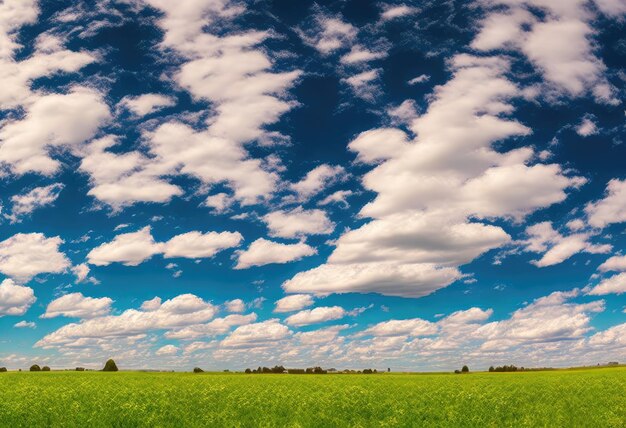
[
  {"left": 102, "top": 359, "right": 118, "bottom": 372},
  {"left": 30, "top": 365, "right": 41, "bottom": 372},
  {"left": 193, "top": 367, "right": 204, "bottom": 373},
  {"left": 461, "top": 365, "right": 469, "bottom": 373},
  {"left": 454, "top": 370, "right": 461, "bottom": 374},
  {"left": 0, "top": 367, "right": 7, "bottom": 372},
  {"left": 42, "top": 366, "right": 51, "bottom": 371}
]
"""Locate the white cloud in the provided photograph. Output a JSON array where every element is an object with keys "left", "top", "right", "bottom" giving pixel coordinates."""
[
  {"left": 343, "top": 69, "right": 381, "bottom": 100},
  {"left": 273, "top": 294, "right": 315, "bottom": 313},
  {"left": 263, "top": 208, "right": 335, "bottom": 238},
  {"left": 88, "top": 226, "right": 242, "bottom": 266},
  {"left": 162, "top": 231, "right": 242, "bottom": 259},
  {"left": 340, "top": 46, "right": 386, "bottom": 64},
  {"left": 87, "top": 226, "right": 162, "bottom": 266},
  {"left": 318, "top": 190, "right": 353, "bottom": 208},
  {"left": 381, "top": 5, "right": 418, "bottom": 21},
  {"left": 42, "top": 292, "right": 113, "bottom": 319},
  {"left": 594, "top": 0, "right": 626, "bottom": 17},
  {"left": 0, "top": 233, "right": 70, "bottom": 282},
  {"left": 204, "top": 193, "right": 234, "bottom": 213},
  {"left": 576, "top": 115, "right": 598, "bottom": 137},
  {"left": 155, "top": 344, "right": 179, "bottom": 356},
  {"left": 284, "top": 306, "right": 346, "bottom": 326},
  {"left": 225, "top": 299, "right": 245, "bottom": 313},
  {"left": 14, "top": 320, "right": 36, "bottom": 328},
  {"left": 585, "top": 179, "right": 626, "bottom": 228},
  {"left": 235, "top": 238, "right": 316, "bottom": 269},
  {"left": 302, "top": 12, "right": 357, "bottom": 55},
  {"left": 284, "top": 53, "right": 584, "bottom": 298},
  {"left": 71, "top": 263, "right": 96, "bottom": 284},
  {"left": 475, "top": 290, "right": 604, "bottom": 351},
  {"left": 165, "top": 313, "right": 257, "bottom": 340},
  {"left": 408, "top": 74, "right": 430, "bottom": 85},
  {"left": 118, "top": 93, "right": 176, "bottom": 116},
  {"left": 7, "top": 183, "right": 63, "bottom": 223},
  {"left": 0, "top": 279, "right": 35, "bottom": 317},
  {"left": 290, "top": 164, "right": 346, "bottom": 202},
  {"left": 295, "top": 324, "right": 348, "bottom": 345},
  {"left": 220, "top": 319, "right": 291, "bottom": 348},
  {"left": 598, "top": 255, "right": 626, "bottom": 272},
  {"left": 140, "top": 297, "right": 162, "bottom": 312},
  {"left": 586, "top": 272, "right": 626, "bottom": 295},
  {"left": 36, "top": 294, "right": 217, "bottom": 349},
  {"left": 360, "top": 318, "right": 438, "bottom": 337},
  {"left": 521, "top": 222, "right": 611, "bottom": 267},
  {"left": 471, "top": 0, "right": 617, "bottom": 104},
  {"left": 0, "top": 87, "right": 110, "bottom": 176}
]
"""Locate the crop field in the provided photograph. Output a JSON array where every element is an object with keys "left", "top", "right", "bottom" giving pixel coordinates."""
[{"left": 0, "top": 367, "right": 624, "bottom": 427}]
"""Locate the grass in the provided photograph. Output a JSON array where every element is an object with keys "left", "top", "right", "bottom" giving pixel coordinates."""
[{"left": 0, "top": 367, "right": 624, "bottom": 427}]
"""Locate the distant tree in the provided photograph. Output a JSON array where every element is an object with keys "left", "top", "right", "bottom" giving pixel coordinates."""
[
  {"left": 76, "top": 367, "right": 85, "bottom": 371},
  {"left": 454, "top": 370, "right": 461, "bottom": 374},
  {"left": 30, "top": 364, "right": 41, "bottom": 372},
  {"left": 193, "top": 367, "right": 204, "bottom": 373},
  {"left": 102, "top": 359, "right": 118, "bottom": 372},
  {"left": 0, "top": 367, "right": 7, "bottom": 372},
  {"left": 245, "top": 368, "right": 252, "bottom": 374},
  {"left": 387, "top": 368, "right": 390, "bottom": 373},
  {"left": 461, "top": 365, "right": 469, "bottom": 373},
  {"left": 271, "top": 365, "right": 285, "bottom": 374},
  {"left": 489, "top": 366, "right": 494, "bottom": 372},
  {"left": 363, "top": 369, "right": 373, "bottom": 374},
  {"left": 42, "top": 366, "right": 51, "bottom": 371},
  {"left": 287, "top": 369, "right": 305, "bottom": 374}
]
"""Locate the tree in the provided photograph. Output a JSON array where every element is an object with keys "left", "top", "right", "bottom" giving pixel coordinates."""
[
  {"left": 489, "top": 366, "right": 494, "bottom": 372},
  {"left": 245, "top": 368, "right": 252, "bottom": 374},
  {"left": 102, "top": 359, "right": 118, "bottom": 372},
  {"left": 76, "top": 367, "right": 85, "bottom": 371},
  {"left": 193, "top": 367, "right": 204, "bottom": 373},
  {"left": 461, "top": 365, "right": 469, "bottom": 373},
  {"left": 42, "top": 366, "right": 51, "bottom": 371},
  {"left": 30, "top": 364, "right": 41, "bottom": 372},
  {"left": 0, "top": 367, "right": 7, "bottom": 372}
]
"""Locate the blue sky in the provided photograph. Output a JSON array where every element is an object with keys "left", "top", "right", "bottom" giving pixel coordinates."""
[{"left": 0, "top": 0, "right": 625, "bottom": 371}]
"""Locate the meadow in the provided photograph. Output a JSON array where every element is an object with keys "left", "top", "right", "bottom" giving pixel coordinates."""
[{"left": 0, "top": 367, "right": 624, "bottom": 427}]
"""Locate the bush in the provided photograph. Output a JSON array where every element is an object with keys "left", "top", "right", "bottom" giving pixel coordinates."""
[
  {"left": 454, "top": 370, "right": 461, "bottom": 374},
  {"left": 30, "top": 364, "right": 41, "bottom": 372},
  {"left": 42, "top": 366, "right": 51, "bottom": 371},
  {"left": 0, "top": 367, "right": 7, "bottom": 372},
  {"left": 193, "top": 367, "right": 204, "bottom": 373},
  {"left": 461, "top": 365, "right": 469, "bottom": 373},
  {"left": 102, "top": 359, "right": 118, "bottom": 372}
]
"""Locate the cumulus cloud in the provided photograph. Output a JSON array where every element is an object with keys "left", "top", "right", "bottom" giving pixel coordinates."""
[
  {"left": 6, "top": 183, "right": 64, "bottom": 223},
  {"left": 521, "top": 222, "right": 611, "bottom": 267},
  {"left": 263, "top": 208, "right": 335, "bottom": 239},
  {"left": 598, "top": 255, "right": 626, "bottom": 272},
  {"left": 36, "top": 294, "right": 217, "bottom": 349},
  {"left": 576, "top": 115, "right": 598, "bottom": 137},
  {"left": 0, "top": 87, "right": 110, "bottom": 176},
  {"left": 586, "top": 272, "right": 626, "bottom": 295},
  {"left": 585, "top": 179, "right": 626, "bottom": 228},
  {"left": 165, "top": 313, "right": 257, "bottom": 340},
  {"left": 381, "top": 5, "right": 418, "bottom": 21},
  {"left": 284, "top": 53, "right": 592, "bottom": 298},
  {"left": 155, "top": 344, "right": 179, "bottom": 356},
  {"left": 289, "top": 164, "right": 346, "bottom": 202},
  {"left": 14, "top": 320, "right": 36, "bottom": 328},
  {"left": 0, "top": 233, "right": 70, "bottom": 282},
  {"left": 220, "top": 319, "right": 291, "bottom": 348},
  {"left": 273, "top": 294, "right": 315, "bottom": 313},
  {"left": 235, "top": 238, "right": 317, "bottom": 269},
  {"left": 42, "top": 292, "right": 113, "bottom": 319},
  {"left": 118, "top": 93, "right": 176, "bottom": 116},
  {"left": 284, "top": 306, "right": 346, "bottom": 326},
  {"left": 225, "top": 299, "right": 245, "bottom": 313},
  {"left": 301, "top": 10, "right": 357, "bottom": 54},
  {"left": 0, "top": 279, "right": 36, "bottom": 317},
  {"left": 87, "top": 226, "right": 242, "bottom": 266}
]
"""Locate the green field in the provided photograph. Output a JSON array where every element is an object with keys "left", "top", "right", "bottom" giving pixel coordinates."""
[{"left": 0, "top": 367, "right": 624, "bottom": 427}]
